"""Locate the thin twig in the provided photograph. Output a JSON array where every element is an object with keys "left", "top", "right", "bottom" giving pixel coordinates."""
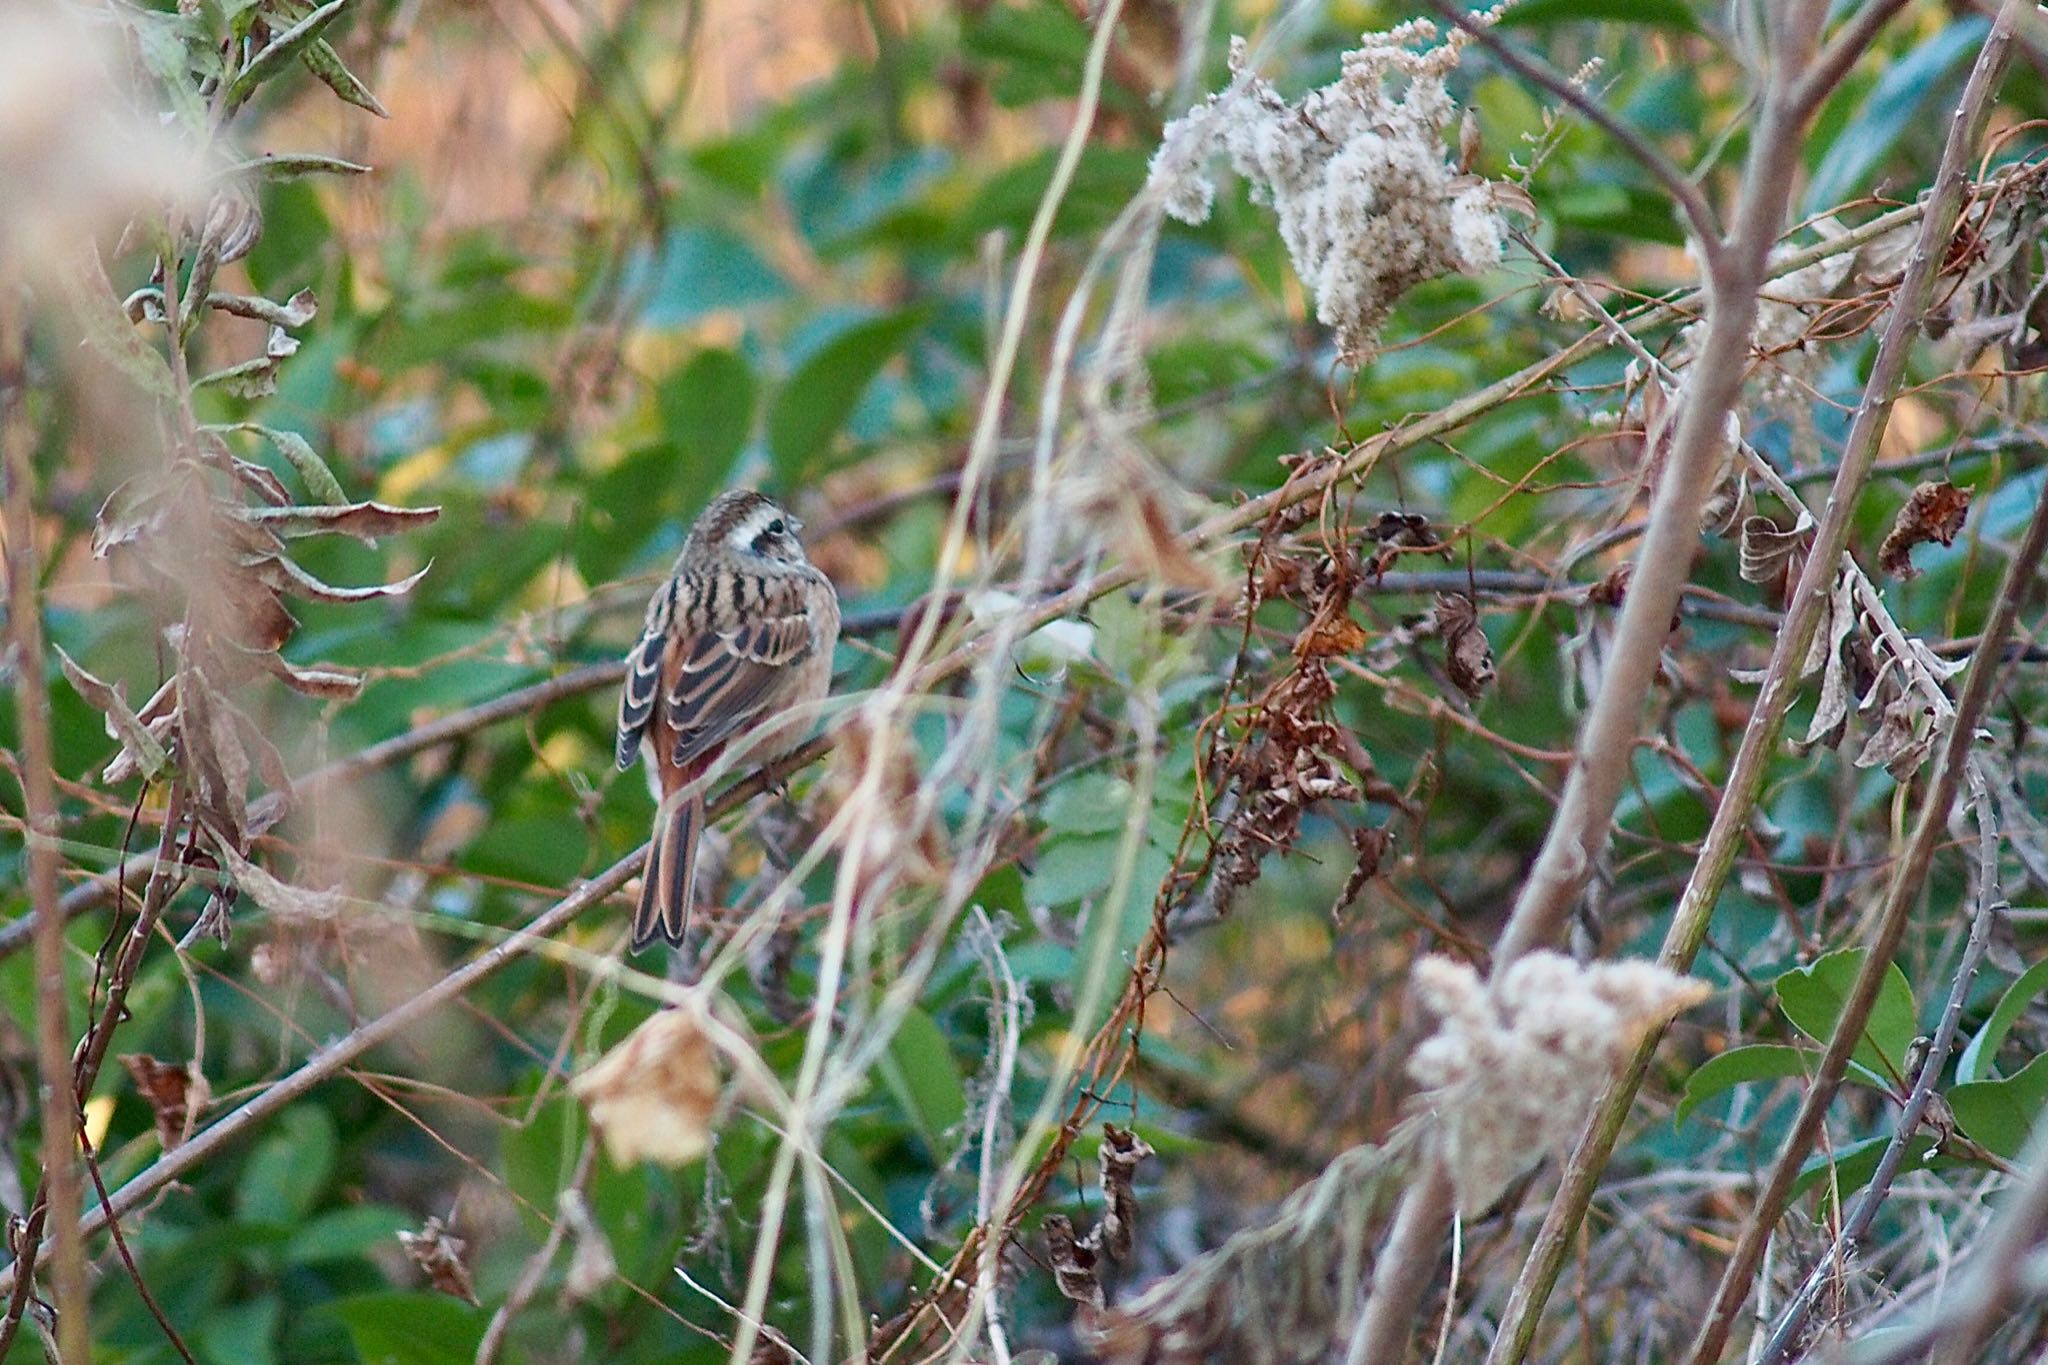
[
  {"left": 1756, "top": 759, "right": 2005, "bottom": 1361},
  {"left": 1422, "top": 0, "right": 1725, "bottom": 268}
]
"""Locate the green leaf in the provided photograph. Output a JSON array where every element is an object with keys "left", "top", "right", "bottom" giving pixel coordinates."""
[
  {"left": 226, "top": 0, "right": 354, "bottom": 108},
  {"left": 221, "top": 152, "right": 373, "bottom": 181},
  {"left": 1674, "top": 1044, "right": 1811, "bottom": 1127},
  {"left": 301, "top": 37, "right": 388, "bottom": 117},
  {"left": 326, "top": 1292, "right": 484, "bottom": 1365},
  {"left": 1025, "top": 834, "right": 1121, "bottom": 907},
  {"left": 197, "top": 1294, "right": 281, "bottom": 1365},
  {"left": 1499, "top": 0, "right": 1701, "bottom": 30},
  {"left": 234, "top": 1105, "right": 338, "bottom": 1227},
  {"left": 656, "top": 347, "right": 757, "bottom": 476},
  {"left": 1791, "top": 1132, "right": 1945, "bottom": 1209},
  {"left": 1958, "top": 954, "right": 2048, "bottom": 1084},
  {"left": 1043, "top": 773, "right": 1138, "bottom": 838},
  {"left": 1805, "top": 19, "right": 1987, "bottom": 213},
  {"left": 1950, "top": 1052, "right": 2048, "bottom": 1160},
  {"left": 284, "top": 1205, "right": 413, "bottom": 1264},
  {"left": 880, "top": 1007, "right": 967, "bottom": 1153},
  {"left": 1774, "top": 948, "right": 1918, "bottom": 1086},
  {"left": 767, "top": 309, "right": 924, "bottom": 482},
  {"left": 212, "top": 422, "right": 350, "bottom": 504}
]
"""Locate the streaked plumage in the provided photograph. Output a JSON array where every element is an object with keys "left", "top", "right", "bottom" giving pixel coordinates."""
[{"left": 616, "top": 490, "right": 839, "bottom": 950}]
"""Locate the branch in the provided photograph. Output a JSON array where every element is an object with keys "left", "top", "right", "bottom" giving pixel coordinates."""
[
  {"left": 1492, "top": 5, "right": 2030, "bottom": 1356},
  {"left": 1422, "top": 0, "right": 1725, "bottom": 267},
  {"left": 0, "top": 279, "right": 91, "bottom": 1364},
  {"left": 1756, "top": 758, "right": 2004, "bottom": 1361},
  {"left": 1792, "top": 0, "right": 1916, "bottom": 118}
]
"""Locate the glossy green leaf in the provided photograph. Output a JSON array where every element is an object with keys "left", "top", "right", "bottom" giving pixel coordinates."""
[
  {"left": 1499, "top": 0, "right": 1701, "bottom": 30},
  {"left": 1958, "top": 954, "right": 2048, "bottom": 1084},
  {"left": 881, "top": 1007, "right": 968, "bottom": 1152},
  {"left": 657, "top": 346, "right": 757, "bottom": 476},
  {"left": 767, "top": 309, "right": 923, "bottom": 482},
  {"left": 1674, "top": 1044, "right": 1810, "bottom": 1127},
  {"left": 327, "top": 1292, "right": 485, "bottom": 1365},
  {"left": 1950, "top": 1052, "right": 2048, "bottom": 1160},
  {"left": 1775, "top": 948, "right": 1918, "bottom": 1087},
  {"left": 234, "top": 1106, "right": 338, "bottom": 1228}
]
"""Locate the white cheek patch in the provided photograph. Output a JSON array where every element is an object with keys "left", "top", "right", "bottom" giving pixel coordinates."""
[{"left": 725, "top": 505, "right": 780, "bottom": 552}]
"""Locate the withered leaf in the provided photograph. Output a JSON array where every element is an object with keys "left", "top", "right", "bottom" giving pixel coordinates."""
[
  {"left": 398, "top": 1217, "right": 478, "bottom": 1306},
  {"left": 1854, "top": 693, "right": 1936, "bottom": 779},
  {"left": 1739, "top": 516, "right": 1810, "bottom": 586},
  {"left": 1294, "top": 611, "right": 1368, "bottom": 660},
  {"left": 120, "top": 1055, "right": 207, "bottom": 1150},
  {"left": 54, "top": 646, "right": 170, "bottom": 782},
  {"left": 209, "top": 837, "right": 350, "bottom": 927},
  {"left": 1094, "top": 1124, "right": 1154, "bottom": 1262},
  {"left": 241, "top": 500, "right": 442, "bottom": 542},
  {"left": 1336, "top": 825, "right": 1394, "bottom": 916},
  {"left": 1433, "top": 593, "right": 1494, "bottom": 698},
  {"left": 572, "top": 1007, "right": 723, "bottom": 1169},
  {"left": 1800, "top": 575, "right": 1860, "bottom": 750},
  {"left": 1044, "top": 1213, "right": 1104, "bottom": 1311},
  {"left": 1878, "top": 480, "right": 1972, "bottom": 580}
]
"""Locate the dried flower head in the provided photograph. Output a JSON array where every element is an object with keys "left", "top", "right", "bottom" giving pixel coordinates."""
[
  {"left": 572, "top": 1006, "right": 724, "bottom": 1169},
  {"left": 1407, "top": 951, "right": 1709, "bottom": 1212},
  {"left": 1149, "top": 17, "right": 1524, "bottom": 363}
]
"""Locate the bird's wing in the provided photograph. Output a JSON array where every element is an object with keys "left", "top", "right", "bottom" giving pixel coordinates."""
[
  {"left": 663, "top": 608, "right": 816, "bottom": 769},
  {"left": 606, "top": 593, "right": 671, "bottom": 773}
]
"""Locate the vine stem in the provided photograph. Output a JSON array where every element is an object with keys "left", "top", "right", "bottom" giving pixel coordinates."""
[
  {"left": 1491, "top": 3, "right": 2027, "bottom": 1358},
  {"left": 1349, "top": 4, "right": 1836, "bottom": 1358}
]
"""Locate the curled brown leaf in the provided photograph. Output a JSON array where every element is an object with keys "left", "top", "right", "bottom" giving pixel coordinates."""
[{"left": 1878, "top": 479, "right": 1971, "bottom": 580}]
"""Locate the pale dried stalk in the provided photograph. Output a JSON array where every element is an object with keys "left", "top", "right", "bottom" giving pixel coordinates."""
[
  {"left": 1350, "top": 5, "right": 1836, "bottom": 1359},
  {"left": 2, "top": 274, "right": 92, "bottom": 1364},
  {"left": 1490, "top": 2, "right": 2027, "bottom": 1356}
]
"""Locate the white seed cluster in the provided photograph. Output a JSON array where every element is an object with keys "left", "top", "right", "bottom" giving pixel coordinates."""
[
  {"left": 1406, "top": 951, "right": 1710, "bottom": 1213},
  {"left": 1149, "top": 17, "right": 1517, "bottom": 364}
]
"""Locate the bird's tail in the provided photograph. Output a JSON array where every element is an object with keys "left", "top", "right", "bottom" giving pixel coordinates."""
[{"left": 632, "top": 788, "right": 703, "bottom": 951}]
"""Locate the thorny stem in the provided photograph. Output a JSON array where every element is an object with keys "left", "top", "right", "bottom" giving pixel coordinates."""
[
  {"left": 1491, "top": 2, "right": 2024, "bottom": 1357},
  {"left": 1, "top": 286, "right": 93, "bottom": 1363},
  {"left": 1755, "top": 759, "right": 2005, "bottom": 1362},
  {"left": 1354, "top": 5, "right": 1832, "bottom": 1359},
  {"left": 1682, "top": 372, "right": 2048, "bottom": 1362}
]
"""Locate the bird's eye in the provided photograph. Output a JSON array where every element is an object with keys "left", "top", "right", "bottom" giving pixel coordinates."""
[{"left": 765, "top": 518, "right": 786, "bottom": 537}]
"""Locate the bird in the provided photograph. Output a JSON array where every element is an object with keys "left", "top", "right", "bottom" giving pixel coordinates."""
[{"left": 615, "top": 490, "right": 840, "bottom": 951}]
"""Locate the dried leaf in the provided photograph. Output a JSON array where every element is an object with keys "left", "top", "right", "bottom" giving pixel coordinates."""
[
  {"left": 1854, "top": 693, "right": 1936, "bottom": 779},
  {"left": 217, "top": 152, "right": 372, "bottom": 181},
  {"left": 202, "top": 288, "right": 318, "bottom": 329},
  {"left": 1433, "top": 593, "right": 1494, "bottom": 698},
  {"left": 120, "top": 1055, "right": 207, "bottom": 1149},
  {"left": 572, "top": 1007, "right": 722, "bottom": 1168},
  {"left": 1739, "top": 516, "right": 1809, "bottom": 586},
  {"left": 255, "top": 651, "right": 364, "bottom": 699},
  {"left": 54, "top": 646, "right": 170, "bottom": 782},
  {"left": 195, "top": 325, "right": 299, "bottom": 398},
  {"left": 241, "top": 500, "right": 442, "bottom": 542},
  {"left": 1044, "top": 1213, "right": 1103, "bottom": 1311},
  {"left": 209, "top": 837, "right": 350, "bottom": 927},
  {"left": 1878, "top": 480, "right": 1972, "bottom": 580},
  {"left": 207, "top": 422, "right": 347, "bottom": 504},
  {"left": 1093, "top": 1124, "right": 1154, "bottom": 1262},
  {"left": 251, "top": 552, "right": 431, "bottom": 604},
  {"left": 398, "top": 1217, "right": 478, "bottom": 1306},
  {"left": 1294, "top": 611, "right": 1368, "bottom": 660},
  {"left": 1801, "top": 575, "right": 1860, "bottom": 750},
  {"left": 1336, "top": 826, "right": 1393, "bottom": 917}
]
